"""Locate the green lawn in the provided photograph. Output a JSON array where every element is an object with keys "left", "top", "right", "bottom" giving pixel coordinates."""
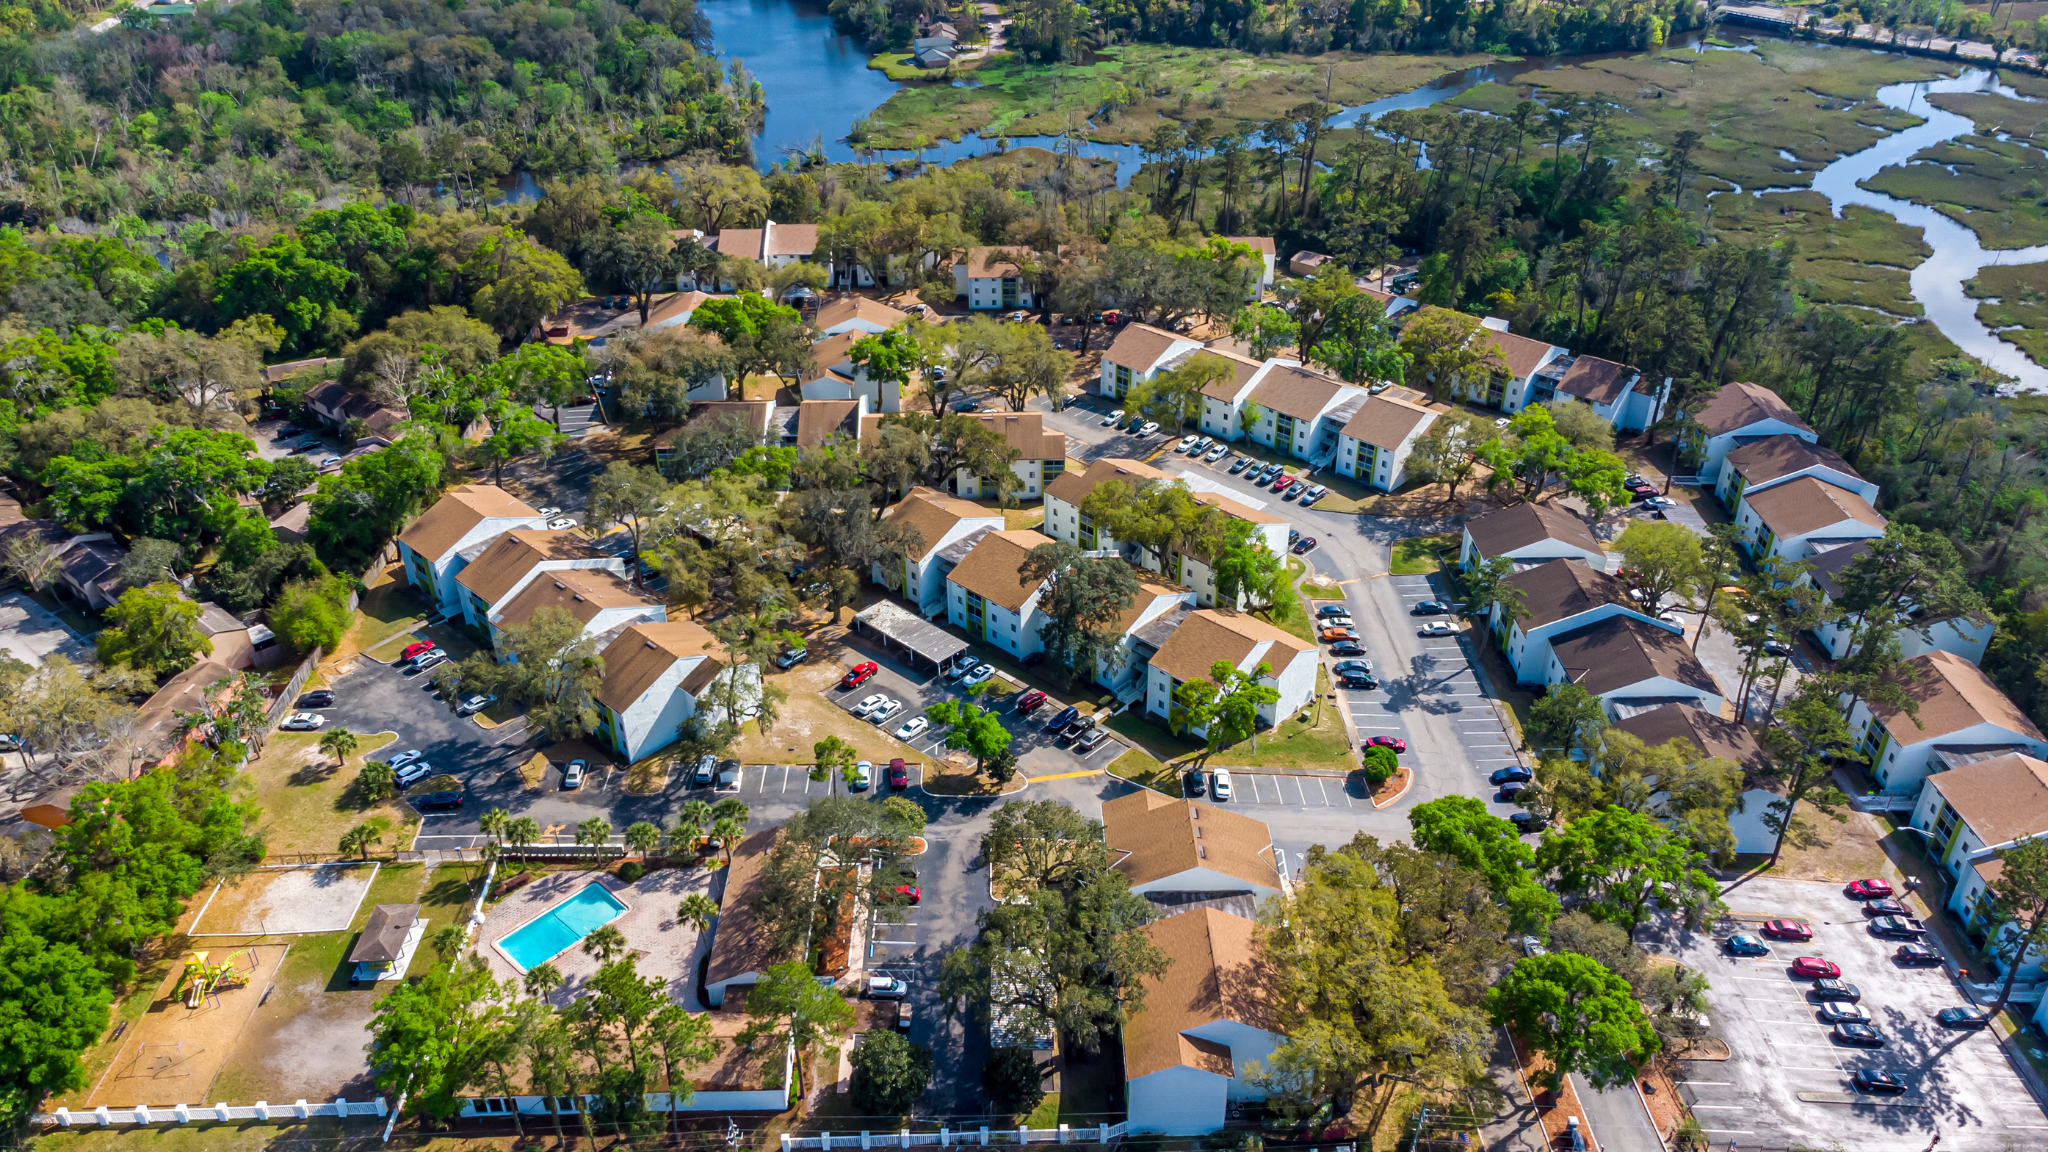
[
  {"left": 1110, "top": 706, "right": 1357, "bottom": 773},
  {"left": 1391, "top": 534, "right": 1455, "bottom": 575},
  {"left": 343, "top": 579, "right": 424, "bottom": 660},
  {"left": 248, "top": 729, "right": 405, "bottom": 857},
  {"left": 1255, "top": 556, "right": 1315, "bottom": 643},
  {"left": 1106, "top": 746, "right": 1182, "bottom": 796}
]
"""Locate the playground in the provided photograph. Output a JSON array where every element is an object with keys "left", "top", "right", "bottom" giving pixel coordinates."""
[
  {"left": 190, "top": 863, "right": 378, "bottom": 936},
  {"left": 85, "top": 944, "right": 289, "bottom": 1108}
]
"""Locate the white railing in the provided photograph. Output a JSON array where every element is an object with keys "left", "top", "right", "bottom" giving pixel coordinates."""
[
  {"left": 782, "top": 1124, "right": 1130, "bottom": 1149},
  {"left": 36, "top": 1099, "right": 387, "bottom": 1127}
]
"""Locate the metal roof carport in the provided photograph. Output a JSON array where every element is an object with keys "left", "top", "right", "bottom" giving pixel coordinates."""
[{"left": 852, "top": 602, "right": 968, "bottom": 673}]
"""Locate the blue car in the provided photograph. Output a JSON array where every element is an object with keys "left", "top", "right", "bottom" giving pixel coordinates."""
[{"left": 1725, "top": 934, "right": 1770, "bottom": 957}]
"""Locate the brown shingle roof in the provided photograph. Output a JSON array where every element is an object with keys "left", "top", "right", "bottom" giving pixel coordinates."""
[
  {"left": 814, "top": 296, "right": 908, "bottom": 331},
  {"left": 1692, "top": 380, "right": 1813, "bottom": 437},
  {"left": 654, "top": 401, "right": 775, "bottom": 448},
  {"left": 1147, "top": 608, "right": 1314, "bottom": 684},
  {"left": 1726, "top": 435, "right": 1862, "bottom": 487},
  {"left": 1224, "top": 236, "right": 1276, "bottom": 257},
  {"left": 795, "top": 400, "right": 862, "bottom": 446},
  {"left": 1109, "top": 578, "right": 1193, "bottom": 636},
  {"left": 1550, "top": 615, "right": 1720, "bottom": 700},
  {"left": 1506, "top": 558, "right": 1625, "bottom": 628},
  {"left": 880, "top": 487, "right": 1001, "bottom": 562},
  {"left": 1744, "top": 476, "right": 1886, "bottom": 539},
  {"left": 492, "top": 569, "right": 661, "bottom": 631},
  {"left": 945, "top": 529, "right": 1053, "bottom": 612},
  {"left": 1248, "top": 362, "right": 1347, "bottom": 421},
  {"left": 707, "top": 828, "right": 800, "bottom": 985},
  {"left": 1338, "top": 393, "right": 1436, "bottom": 450},
  {"left": 1873, "top": 650, "right": 2045, "bottom": 744},
  {"left": 1554, "top": 356, "right": 1636, "bottom": 405},
  {"left": 1478, "top": 326, "right": 1559, "bottom": 380},
  {"left": 1043, "top": 457, "right": 1168, "bottom": 507},
  {"left": 765, "top": 223, "right": 817, "bottom": 257},
  {"left": 643, "top": 290, "right": 711, "bottom": 328},
  {"left": 806, "top": 332, "right": 860, "bottom": 383},
  {"left": 1103, "top": 323, "right": 1186, "bottom": 373},
  {"left": 963, "top": 246, "right": 1031, "bottom": 279},
  {"left": 1928, "top": 754, "right": 2048, "bottom": 848},
  {"left": 1105, "top": 789, "right": 1283, "bottom": 893},
  {"left": 1610, "top": 703, "right": 1768, "bottom": 772},
  {"left": 397, "top": 485, "right": 541, "bottom": 561},
  {"left": 596, "top": 620, "right": 725, "bottom": 712},
  {"left": 349, "top": 904, "right": 420, "bottom": 965},
  {"left": 1122, "top": 906, "right": 1277, "bottom": 1080},
  {"left": 966, "top": 411, "right": 1064, "bottom": 460},
  {"left": 454, "top": 529, "right": 610, "bottom": 605},
  {"left": 1192, "top": 348, "right": 1264, "bottom": 400},
  {"left": 710, "top": 228, "right": 764, "bottom": 261},
  {"left": 1464, "top": 502, "right": 1602, "bottom": 559}
]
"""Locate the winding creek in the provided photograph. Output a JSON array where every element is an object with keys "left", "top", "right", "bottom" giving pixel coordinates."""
[{"left": 693, "top": 0, "right": 2048, "bottom": 388}]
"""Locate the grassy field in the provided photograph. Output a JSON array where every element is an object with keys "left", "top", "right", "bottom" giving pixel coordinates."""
[
  {"left": 1864, "top": 134, "right": 2048, "bottom": 249},
  {"left": 859, "top": 45, "right": 1492, "bottom": 149},
  {"left": 247, "top": 729, "right": 406, "bottom": 857},
  {"left": 1390, "top": 534, "right": 1453, "bottom": 575},
  {"left": 1712, "top": 191, "right": 1935, "bottom": 317},
  {"left": 1105, "top": 745, "right": 1181, "bottom": 795},
  {"left": 1967, "top": 261, "right": 2048, "bottom": 364}
]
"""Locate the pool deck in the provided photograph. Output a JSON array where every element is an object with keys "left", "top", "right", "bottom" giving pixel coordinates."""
[{"left": 479, "top": 867, "right": 715, "bottom": 1009}]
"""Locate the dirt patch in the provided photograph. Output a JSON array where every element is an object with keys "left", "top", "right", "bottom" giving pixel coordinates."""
[
  {"left": 1664, "top": 1035, "right": 1731, "bottom": 1060},
  {"left": 624, "top": 755, "right": 673, "bottom": 795},
  {"left": 1638, "top": 1061, "right": 1688, "bottom": 1143},
  {"left": 1509, "top": 1031, "right": 1599, "bottom": 1150},
  {"left": 1736, "top": 802, "right": 1891, "bottom": 883},
  {"left": 921, "top": 756, "right": 1020, "bottom": 797},
  {"left": 191, "top": 865, "right": 378, "bottom": 936},
  {"left": 83, "top": 944, "right": 290, "bottom": 1107}
]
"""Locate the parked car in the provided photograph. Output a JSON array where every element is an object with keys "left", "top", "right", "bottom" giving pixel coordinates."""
[
  {"left": 1847, "top": 878, "right": 1895, "bottom": 899},
  {"left": 1318, "top": 605, "right": 1354, "bottom": 619},
  {"left": 388, "top": 750, "right": 424, "bottom": 770},
  {"left": 850, "top": 693, "right": 889, "bottom": 718},
  {"left": 545, "top": 517, "right": 578, "bottom": 530},
  {"left": 870, "top": 699, "right": 906, "bottom": 724},
  {"left": 1076, "top": 727, "right": 1111, "bottom": 753},
  {"left": 961, "top": 663, "right": 995, "bottom": 687},
  {"left": 297, "top": 689, "right": 336, "bottom": 707},
  {"left": 693, "top": 754, "right": 717, "bottom": 786},
  {"left": 1833, "top": 1023, "right": 1886, "bottom": 1048},
  {"left": 1817, "top": 1002, "right": 1871, "bottom": 1024},
  {"left": 1270, "top": 473, "right": 1296, "bottom": 492},
  {"left": 1863, "top": 898, "right": 1909, "bottom": 917},
  {"left": 1229, "top": 456, "right": 1252, "bottom": 474},
  {"left": 1490, "top": 766, "right": 1532, "bottom": 785},
  {"left": 281, "top": 712, "right": 325, "bottom": 731},
  {"left": 1763, "top": 919, "right": 1814, "bottom": 941},
  {"left": 411, "top": 652, "right": 449, "bottom": 673},
  {"left": 1810, "top": 979, "right": 1861, "bottom": 1002},
  {"left": 716, "top": 760, "right": 741, "bottom": 790},
  {"left": 1642, "top": 496, "right": 1677, "bottom": 510},
  {"left": 561, "top": 760, "right": 586, "bottom": 789},
  {"left": 1851, "top": 1070, "right": 1908, "bottom": 1096},
  {"left": 1137, "top": 421, "right": 1160, "bottom": 436},
  {"left": 1014, "top": 690, "right": 1047, "bottom": 714},
  {"left": 1203, "top": 444, "right": 1230, "bottom": 463},
  {"left": 1520, "top": 935, "right": 1547, "bottom": 958},
  {"left": 1725, "top": 934, "right": 1770, "bottom": 957},
  {"left": 1792, "top": 956, "right": 1843, "bottom": 979},
  {"left": 1411, "top": 600, "right": 1453, "bottom": 615},
  {"left": 893, "top": 884, "right": 921, "bottom": 905},
  {"left": 1176, "top": 434, "right": 1201, "bottom": 453},
  {"left": 1510, "top": 812, "right": 1547, "bottom": 833},
  {"left": 1338, "top": 673, "right": 1378, "bottom": 689},
  {"left": 775, "top": 647, "right": 809, "bottom": 669},
  {"left": 401, "top": 640, "right": 436, "bottom": 661},
  {"left": 841, "top": 661, "right": 880, "bottom": 689},
  {"left": 1209, "top": 768, "right": 1234, "bottom": 800},
  {"left": 894, "top": 716, "right": 929, "bottom": 741},
  {"left": 1102, "top": 409, "right": 1125, "bottom": 426},
  {"left": 395, "top": 761, "right": 434, "bottom": 787},
  {"left": 1184, "top": 768, "right": 1206, "bottom": 796},
  {"left": 850, "top": 761, "right": 873, "bottom": 791},
  {"left": 865, "top": 976, "right": 907, "bottom": 1000},
  {"left": 1046, "top": 706, "right": 1079, "bottom": 733},
  {"left": 1870, "top": 915, "right": 1927, "bottom": 938},
  {"left": 1318, "top": 626, "right": 1358, "bottom": 642},
  {"left": 1895, "top": 943, "right": 1944, "bottom": 966},
  {"left": 1495, "top": 782, "right": 1526, "bottom": 802},
  {"left": 535, "top": 506, "right": 561, "bottom": 518},
  {"left": 456, "top": 694, "right": 495, "bottom": 716},
  {"left": 1365, "top": 735, "right": 1407, "bottom": 753},
  {"left": 887, "top": 759, "right": 910, "bottom": 789},
  {"left": 1418, "top": 621, "right": 1458, "bottom": 637},
  {"left": 1329, "top": 640, "right": 1367, "bottom": 657},
  {"left": 1291, "top": 536, "right": 1319, "bottom": 554},
  {"left": 1332, "top": 658, "right": 1373, "bottom": 675},
  {"left": 415, "top": 790, "right": 463, "bottom": 812}
]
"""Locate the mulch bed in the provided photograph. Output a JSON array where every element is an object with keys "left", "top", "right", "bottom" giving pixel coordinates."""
[{"left": 1371, "top": 766, "right": 1413, "bottom": 807}]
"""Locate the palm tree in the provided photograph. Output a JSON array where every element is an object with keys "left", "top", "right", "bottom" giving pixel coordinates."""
[
  {"left": 479, "top": 807, "right": 510, "bottom": 845},
  {"left": 709, "top": 817, "right": 747, "bottom": 870},
  {"left": 339, "top": 819, "right": 385, "bottom": 860},
  {"left": 624, "top": 820, "right": 660, "bottom": 860},
  {"left": 677, "top": 893, "right": 718, "bottom": 931},
  {"left": 523, "top": 961, "right": 565, "bottom": 1001},
  {"left": 673, "top": 799, "right": 713, "bottom": 855},
  {"left": 710, "top": 797, "right": 751, "bottom": 827},
  {"left": 581, "top": 923, "right": 627, "bottom": 965},
  {"left": 576, "top": 816, "right": 613, "bottom": 857},
  {"left": 429, "top": 923, "right": 467, "bottom": 965},
  {"left": 319, "top": 727, "right": 359, "bottom": 767},
  {"left": 506, "top": 815, "right": 541, "bottom": 849}
]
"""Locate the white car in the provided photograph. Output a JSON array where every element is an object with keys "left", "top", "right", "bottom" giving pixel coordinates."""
[
  {"left": 1320, "top": 613, "right": 1354, "bottom": 628},
  {"left": 1203, "top": 444, "right": 1229, "bottom": 463},
  {"left": 1176, "top": 434, "right": 1201, "bottom": 453},
  {"left": 281, "top": 712, "right": 325, "bottom": 731},
  {"left": 412, "top": 651, "right": 449, "bottom": 672},
  {"left": 1137, "top": 421, "right": 1160, "bottom": 437},
  {"left": 395, "top": 761, "right": 433, "bottom": 787},
  {"left": 318, "top": 455, "right": 343, "bottom": 469},
  {"left": 535, "top": 506, "right": 561, "bottom": 518},
  {"left": 388, "top": 749, "right": 424, "bottom": 770},
  {"left": 894, "top": 716, "right": 929, "bottom": 741},
  {"left": 456, "top": 694, "right": 496, "bottom": 716},
  {"left": 851, "top": 693, "right": 889, "bottom": 718},
  {"left": 851, "top": 760, "right": 874, "bottom": 790},
  {"left": 546, "top": 516, "right": 577, "bottom": 530},
  {"left": 1418, "top": 621, "right": 1458, "bottom": 637},
  {"left": 1643, "top": 496, "right": 1678, "bottom": 509},
  {"left": 1210, "top": 768, "right": 1234, "bottom": 801},
  {"left": 870, "top": 699, "right": 906, "bottom": 724},
  {"left": 1102, "top": 409, "right": 1125, "bottom": 426},
  {"left": 961, "top": 663, "right": 995, "bottom": 687}
]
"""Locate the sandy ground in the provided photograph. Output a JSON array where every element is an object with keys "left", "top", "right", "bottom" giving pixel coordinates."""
[
  {"left": 479, "top": 868, "right": 713, "bottom": 1008},
  {"left": 191, "top": 864, "right": 378, "bottom": 936},
  {"left": 84, "top": 945, "right": 290, "bottom": 1107}
]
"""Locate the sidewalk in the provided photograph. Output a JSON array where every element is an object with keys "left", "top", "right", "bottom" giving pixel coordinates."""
[{"left": 1478, "top": 1028, "right": 1552, "bottom": 1152}]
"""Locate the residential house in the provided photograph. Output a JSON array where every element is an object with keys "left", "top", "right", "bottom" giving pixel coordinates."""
[
  {"left": 705, "top": 828, "right": 800, "bottom": 1006},
  {"left": 484, "top": 568, "right": 666, "bottom": 649},
  {"left": 640, "top": 289, "right": 713, "bottom": 331},
  {"left": 945, "top": 528, "right": 1057, "bottom": 660},
  {"left": 395, "top": 486, "right": 549, "bottom": 619},
  {"left": 51, "top": 534, "right": 128, "bottom": 610},
  {"left": 1906, "top": 754, "right": 2048, "bottom": 984},
  {"left": 1491, "top": 559, "right": 1661, "bottom": 683},
  {"left": 1806, "top": 540, "right": 1994, "bottom": 665},
  {"left": 1224, "top": 236, "right": 1277, "bottom": 296},
  {"left": 1459, "top": 502, "right": 1606, "bottom": 571},
  {"left": 1287, "top": 250, "right": 1331, "bottom": 277},
  {"left": 1545, "top": 614, "right": 1725, "bottom": 719},
  {"left": 269, "top": 500, "right": 312, "bottom": 545},
  {"left": 453, "top": 529, "right": 628, "bottom": 631},
  {"left": 1143, "top": 609, "right": 1318, "bottom": 734},
  {"left": 1681, "top": 380, "right": 1818, "bottom": 483},
  {"left": 537, "top": 297, "right": 646, "bottom": 346},
  {"left": 1334, "top": 392, "right": 1438, "bottom": 491},
  {"left": 951, "top": 411, "right": 1066, "bottom": 500},
  {"left": 1610, "top": 702, "right": 1778, "bottom": 853},
  {"left": 1714, "top": 434, "right": 1877, "bottom": 512},
  {"left": 1356, "top": 284, "right": 1418, "bottom": 321},
  {"left": 1225, "top": 361, "right": 1368, "bottom": 467},
  {"left": 1100, "top": 323, "right": 1203, "bottom": 399},
  {"left": 792, "top": 398, "right": 875, "bottom": 448},
  {"left": 1041, "top": 458, "right": 1288, "bottom": 608},
  {"left": 1847, "top": 650, "right": 2048, "bottom": 796},
  {"left": 1408, "top": 309, "right": 1567, "bottom": 413},
  {"left": 1525, "top": 354, "right": 1670, "bottom": 432},
  {"left": 872, "top": 487, "right": 1006, "bottom": 615},
  {"left": 813, "top": 296, "right": 910, "bottom": 338},
  {"left": 798, "top": 331, "right": 901, "bottom": 411},
  {"left": 701, "top": 220, "right": 822, "bottom": 281},
  {"left": 194, "top": 601, "right": 278, "bottom": 669},
  {"left": 1123, "top": 907, "right": 1282, "bottom": 1135},
  {"left": 652, "top": 402, "right": 775, "bottom": 478},
  {"left": 954, "top": 247, "right": 1037, "bottom": 310},
  {"left": 1190, "top": 349, "right": 1272, "bottom": 442},
  {"left": 1104, "top": 790, "right": 1285, "bottom": 901},
  {"left": 593, "top": 620, "right": 729, "bottom": 762},
  {"left": 305, "top": 381, "right": 408, "bottom": 440},
  {"left": 1735, "top": 476, "right": 1887, "bottom": 564}
]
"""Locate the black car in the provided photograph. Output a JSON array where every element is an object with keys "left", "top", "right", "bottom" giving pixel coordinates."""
[
  {"left": 1495, "top": 783, "right": 1527, "bottom": 802},
  {"left": 415, "top": 791, "right": 463, "bottom": 812},
  {"left": 1937, "top": 1006, "right": 1992, "bottom": 1030},
  {"left": 1895, "top": 943, "right": 1943, "bottom": 967},
  {"left": 1317, "top": 605, "right": 1353, "bottom": 620},
  {"left": 1490, "top": 766, "right": 1533, "bottom": 785},
  {"left": 1811, "top": 979, "right": 1862, "bottom": 1003},
  {"left": 1184, "top": 769, "right": 1207, "bottom": 797},
  {"left": 1863, "top": 898, "right": 1909, "bottom": 918},
  {"left": 1332, "top": 658, "right": 1373, "bottom": 674},
  {"left": 1329, "top": 640, "right": 1366, "bottom": 657},
  {"left": 1046, "top": 705, "right": 1079, "bottom": 733},
  {"left": 1510, "top": 812, "right": 1546, "bottom": 833},
  {"left": 296, "top": 689, "right": 336, "bottom": 707},
  {"left": 1338, "top": 674, "right": 1378, "bottom": 689},
  {"left": 1870, "top": 915, "right": 1927, "bottom": 939},
  {"left": 1833, "top": 1022, "right": 1886, "bottom": 1048},
  {"left": 1411, "top": 600, "right": 1452, "bottom": 616},
  {"left": 1851, "top": 1070, "right": 1908, "bottom": 1096}
]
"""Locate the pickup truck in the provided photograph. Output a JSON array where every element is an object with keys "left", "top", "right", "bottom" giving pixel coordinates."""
[{"left": 1870, "top": 915, "right": 1928, "bottom": 939}]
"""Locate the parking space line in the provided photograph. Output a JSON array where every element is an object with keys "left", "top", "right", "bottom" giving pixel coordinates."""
[{"left": 1679, "top": 1081, "right": 1733, "bottom": 1087}]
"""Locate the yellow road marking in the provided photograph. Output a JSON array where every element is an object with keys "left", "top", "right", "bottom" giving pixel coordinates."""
[{"left": 1027, "top": 769, "right": 1103, "bottom": 782}]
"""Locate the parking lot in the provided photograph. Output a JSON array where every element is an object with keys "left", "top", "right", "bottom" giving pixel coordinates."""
[{"left": 1653, "top": 876, "right": 2047, "bottom": 1149}]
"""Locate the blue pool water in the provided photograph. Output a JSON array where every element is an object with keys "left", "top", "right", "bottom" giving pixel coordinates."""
[{"left": 495, "top": 883, "right": 630, "bottom": 971}]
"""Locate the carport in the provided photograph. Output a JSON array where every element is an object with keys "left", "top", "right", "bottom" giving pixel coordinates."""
[{"left": 853, "top": 602, "right": 967, "bottom": 674}]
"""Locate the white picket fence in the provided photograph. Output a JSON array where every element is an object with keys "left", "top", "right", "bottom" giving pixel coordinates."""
[
  {"left": 782, "top": 1123, "right": 1130, "bottom": 1149},
  {"left": 37, "top": 1099, "right": 387, "bottom": 1127}
]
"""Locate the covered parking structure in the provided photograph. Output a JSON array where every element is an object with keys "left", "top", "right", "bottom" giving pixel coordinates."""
[{"left": 852, "top": 602, "right": 968, "bottom": 674}]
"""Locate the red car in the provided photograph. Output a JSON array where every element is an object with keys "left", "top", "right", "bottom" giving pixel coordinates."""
[
  {"left": 1847, "top": 878, "right": 1895, "bottom": 900},
  {"left": 887, "top": 759, "right": 909, "bottom": 789},
  {"left": 1014, "top": 690, "right": 1047, "bottom": 714},
  {"left": 401, "top": 639, "right": 435, "bottom": 660},
  {"left": 1271, "top": 474, "right": 1297, "bottom": 491},
  {"left": 1792, "top": 956, "right": 1842, "bottom": 979},
  {"left": 1365, "top": 735, "right": 1408, "bottom": 753},
  {"left": 894, "top": 884, "right": 921, "bottom": 905},
  {"left": 1763, "top": 919, "right": 1813, "bottom": 941},
  {"left": 840, "top": 661, "right": 879, "bottom": 689}
]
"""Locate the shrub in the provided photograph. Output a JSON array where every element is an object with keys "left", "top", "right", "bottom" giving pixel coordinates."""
[
  {"left": 1362, "top": 744, "right": 1399, "bottom": 787},
  {"left": 981, "top": 1045, "right": 1046, "bottom": 1114},
  {"left": 617, "top": 860, "right": 646, "bottom": 883}
]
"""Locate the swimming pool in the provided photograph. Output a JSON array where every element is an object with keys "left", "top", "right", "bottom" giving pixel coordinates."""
[{"left": 494, "top": 882, "right": 630, "bottom": 972}]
